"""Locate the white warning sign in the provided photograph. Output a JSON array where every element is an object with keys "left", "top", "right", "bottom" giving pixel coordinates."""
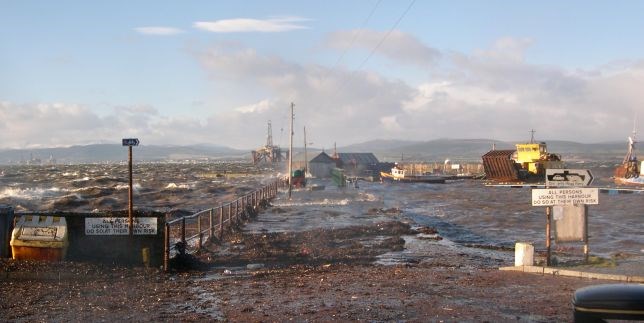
[
  {"left": 85, "top": 217, "right": 157, "bottom": 235},
  {"left": 531, "top": 188, "right": 599, "bottom": 206}
]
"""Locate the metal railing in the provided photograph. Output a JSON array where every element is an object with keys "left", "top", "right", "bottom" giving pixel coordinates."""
[{"left": 164, "top": 178, "right": 284, "bottom": 271}]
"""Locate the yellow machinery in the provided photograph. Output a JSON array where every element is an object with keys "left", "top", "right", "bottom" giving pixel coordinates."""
[
  {"left": 514, "top": 142, "right": 562, "bottom": 175},
  {"left": 482, "top": 133, "right": 564, "bottom": 182}
]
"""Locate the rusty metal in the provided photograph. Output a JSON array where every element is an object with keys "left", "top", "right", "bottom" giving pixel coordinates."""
[
  {"left": 482, "top": 150, "right": 521, "bottom": 181},
  {"left": 546, "top": 206, "right": 551, "bottom": 266},
  {"left": 128, "top": 146, "right": 134, "bottom": 235},
  {"left": 252, "top": 121, "right": 286, "bottom": 165}
]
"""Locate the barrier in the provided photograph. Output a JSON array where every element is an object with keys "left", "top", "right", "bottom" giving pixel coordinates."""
[{"left": 163, "top": 178, "right": 285, "bottom": 271}]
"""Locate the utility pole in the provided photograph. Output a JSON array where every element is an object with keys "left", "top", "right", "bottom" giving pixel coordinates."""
[
  {"left": 304, "top": 126, "right": 308, "bottom": 176},
  {"left": 288, "top": 102, "right": 294, "bottom": 199}
]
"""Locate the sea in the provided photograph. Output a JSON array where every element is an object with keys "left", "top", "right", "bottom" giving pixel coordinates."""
[{"left": 1, "top": 162, "right": 642, "bottom": 262}]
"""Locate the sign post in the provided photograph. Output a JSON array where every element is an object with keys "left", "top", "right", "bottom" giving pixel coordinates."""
[
  {"left": 534, "top": 169, "right": 596, "bottom": 265},
  {"left": 122, "top": 138, "right": 139, "bottom": 235},
  {"left": 545, "top": 169, "right": 594, "bottom": 187}
]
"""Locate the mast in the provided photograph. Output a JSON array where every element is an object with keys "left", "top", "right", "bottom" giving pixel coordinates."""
[
  {"left": 266, "top": 120, "right": 273, "bottom": 147},
  {"left": 288, "top": 102, "right": 294, "bottom": 199}
]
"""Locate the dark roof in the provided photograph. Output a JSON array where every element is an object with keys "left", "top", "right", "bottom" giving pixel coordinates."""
[
  {"left": 310, "top": 151, "right": 335, "bottom": 164},
  {"left": 337, "top": 153, "right": 379, "bottom": 164}
]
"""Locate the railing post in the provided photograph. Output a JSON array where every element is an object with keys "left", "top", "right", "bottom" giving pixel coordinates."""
[
  {"left": 228, "top": 203, "right": 232, "bottom": 227},
  {"left": 209, "top": 208, "right": 214, "bottom": 241},
  {"left": 164, "top": 222, "right": 170, "bottom": 272},
  {"left": 233, "top": 200, "right": 238, "bottom": 224},
  {"left": 181, "top": 217, "right": 186, "bottom": 245},
  {"left": 197, "top": 214, "right": 202, "bottom": 249},
  {"left": 219, "top": 206, "right": 224, "bottom": 239},
  {"left": 242, "top": 196, "right": 246, "bottom": 219}
]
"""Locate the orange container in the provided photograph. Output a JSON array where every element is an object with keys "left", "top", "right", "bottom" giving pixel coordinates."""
[{"left": 10, "top": 215, "right": 68, "bottom": 261}]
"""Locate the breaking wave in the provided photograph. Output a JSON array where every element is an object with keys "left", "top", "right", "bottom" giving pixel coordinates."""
[{"left": 0, "top": 187, "right": 64, "bottom": 200}]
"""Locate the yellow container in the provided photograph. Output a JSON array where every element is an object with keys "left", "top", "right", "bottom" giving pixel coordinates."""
[{"left": 10, "top": 215, "right": 68, "bottom": 261}]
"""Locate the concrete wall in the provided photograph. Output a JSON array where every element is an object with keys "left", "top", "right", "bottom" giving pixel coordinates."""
[{"left": 13, "top": 210, "right": 165, "bottom": 267}]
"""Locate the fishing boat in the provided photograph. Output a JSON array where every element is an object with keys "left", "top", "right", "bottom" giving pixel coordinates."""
[
  {"left": 614, "top": 133, "right": 644, "bottom": 186},
  {"left": 380, "top": 164, "right": 446, "bottom": 183}
]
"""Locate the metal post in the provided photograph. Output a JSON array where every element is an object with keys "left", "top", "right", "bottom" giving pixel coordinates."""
[
  {"left": 546, "top": 206, "right": 551, "bottom": 266},
  {"left": 288, "top": 102, "right": 294, "bottom": 199},
  {"left": 181, "top": 217, "right": 186, "bottom": 245},
  {"left": 304, "top": 126, "right": 308, "bottom": 176},
  {"left": 209, "top": 208, "right": 214, "bottom": 240},
  {"left": 164, "top": 223, "right": 170, "bottom": 272},
  {"left": 218, "top": 206, "right": 224, "bottom": 239},
  {"left": 233, "top": 200, "right": 238, "bottom": 223},
  {"left": 197, "top": 214, "right": 202, "bottom": 249},
  {"left": 584, "top": 205, "right": 589, "bottom": 263},
  {"left": 228, "top": 203, "right": 232, "bottom": 226},
  {"left": 128, "top": 146, "right": 134, "bottom": 235}
]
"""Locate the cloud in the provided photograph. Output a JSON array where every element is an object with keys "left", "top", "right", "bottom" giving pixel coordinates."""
[
  {"left": 194, "top": 17, "right": 309, "bottom": 33},
  {"left": 195, "top": 37, "right": 644, "bottom": 145},
  {"left": 3, "top": 33, "right": 644, "bottom": 150},
  {"left": 325, "top": 29, "right": 441, "bottom": 67},
  {"left": 474, "top": 37, "right": 533, "bottom": 62},
  {"left": 134, "top": 27, "right": 184, "bottom": 35}
]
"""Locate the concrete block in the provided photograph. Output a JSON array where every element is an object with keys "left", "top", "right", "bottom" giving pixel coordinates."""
[{"left": 514, "top": 242, "right": 534, "bottom": 266}]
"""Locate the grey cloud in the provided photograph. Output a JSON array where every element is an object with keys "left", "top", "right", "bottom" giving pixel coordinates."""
[
  {"left": 324, "top": 29, "right": 441, "bottom": 67},
  {"left": 194, "top": 39, "right": 644, "bottom": 146}
]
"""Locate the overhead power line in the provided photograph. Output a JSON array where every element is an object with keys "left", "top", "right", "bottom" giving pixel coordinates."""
[{"left": 356, "top": 0, "right": 416, "bottom": 70}]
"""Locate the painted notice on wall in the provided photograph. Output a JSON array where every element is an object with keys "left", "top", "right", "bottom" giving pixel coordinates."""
[{"left": 85, "top": 217, "right": 157, "bottom": 235}]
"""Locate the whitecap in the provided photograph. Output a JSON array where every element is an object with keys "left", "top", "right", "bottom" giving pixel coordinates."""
[
  {"left": 165, "top": 183, "right": 191, "bottom": 190},
  {"left": 0, "top": 187, "right": 64, "bottom": 200},
  {"left": 114, "top": 183, "right": 142, "bottom": 192}
]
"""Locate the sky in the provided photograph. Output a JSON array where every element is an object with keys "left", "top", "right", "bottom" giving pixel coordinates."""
[{"left": 2, "top": 1, "right": 644, "bottom": 150}]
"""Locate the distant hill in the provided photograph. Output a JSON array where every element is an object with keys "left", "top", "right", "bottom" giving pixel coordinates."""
[
  {"left": 0, "top": 138, "right": 630, "bottom": 165},
  {"left": 338, "top": 138, "right": 628, "bottom": 162},
  {"left": 0, "top": 144, "right": 247, "bottom": 164}
]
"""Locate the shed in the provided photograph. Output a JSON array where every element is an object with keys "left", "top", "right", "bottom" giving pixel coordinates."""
[
  {"left": 336, "top": 153, "right": 379, "bottom": 176},
  {"left": 309, "top": 152, "right": 336, "bottom": 178}
]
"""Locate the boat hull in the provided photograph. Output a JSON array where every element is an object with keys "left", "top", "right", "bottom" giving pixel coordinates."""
[{"left": 380, "top": 171, "right": 446, "bottom": 183}]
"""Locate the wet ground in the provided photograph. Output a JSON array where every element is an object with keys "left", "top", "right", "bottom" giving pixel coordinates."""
[
  {"left": 1, "top": 175, "right": 633, "bottom": 322},
  {"left": 0, "top": 218, "right": 605, "bottom": 322}
]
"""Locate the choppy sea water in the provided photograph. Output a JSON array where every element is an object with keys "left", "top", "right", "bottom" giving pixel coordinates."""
[
  {"left": 0, "top": 163, "right": 272, "bottom": 215},
  {"left": 1, "top": 163, "right": 642, "bottom": 261}
]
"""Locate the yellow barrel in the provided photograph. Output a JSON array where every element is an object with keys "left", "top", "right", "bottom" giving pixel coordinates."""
[{"left": 10, "top": 215, "right": 68, "bottom": 261}]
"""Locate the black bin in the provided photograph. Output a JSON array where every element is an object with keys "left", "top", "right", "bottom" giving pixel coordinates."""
[
  {"left": 572, "top": 283, "right": 644, "bottom": 322},
  {"left": 0, "top": 205, "right": 15, "bottom": 258}
]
